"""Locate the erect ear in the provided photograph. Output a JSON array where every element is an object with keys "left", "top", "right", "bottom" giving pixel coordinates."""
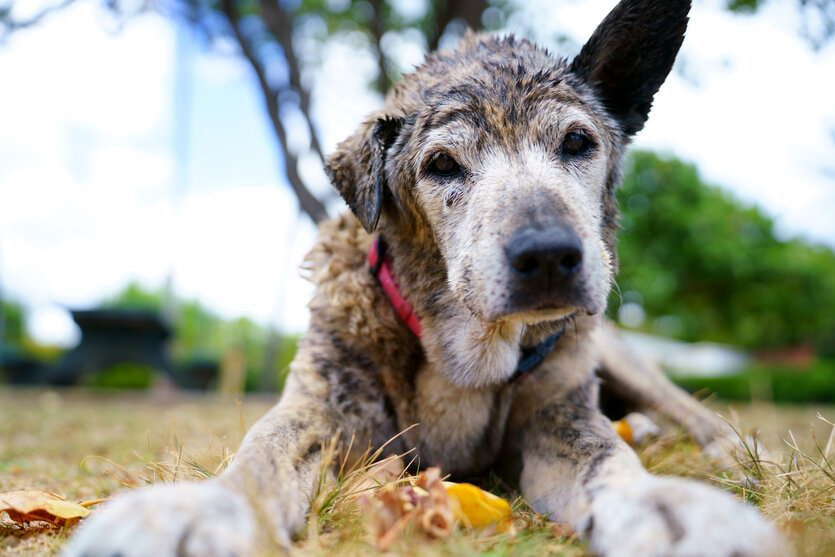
[
  {"left": 325, "top": 115, "right": 404, "bottom": 233},
  {"left": 570, "top": 0, "right": 690, "bottom": 136}
]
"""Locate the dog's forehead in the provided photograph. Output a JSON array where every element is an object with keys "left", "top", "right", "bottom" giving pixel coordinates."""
[{"left": 386, "top": 34, "right": 599, "bottom": 146}]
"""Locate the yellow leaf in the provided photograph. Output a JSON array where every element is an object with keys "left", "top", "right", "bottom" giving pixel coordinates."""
[
  {"left": 444, "top": 482, "right": 512, "bottom": 532},
  {"left": 0, "top": 489, "right": 91, "bottom": 528},
  {"left": 612, "top": 419, "right": 632, "bottom": 443}
]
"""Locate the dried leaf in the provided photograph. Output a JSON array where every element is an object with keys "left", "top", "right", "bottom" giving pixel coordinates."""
[
  {"left": 361, "top": 466, "right": 514, "bottom": 548},
  {"left": 0, "top": 490, "right": 91, "bottom": 528},
  {"left": 613, "top": 419, "right": 633, "bottom": 443},
  {"left": 444, "top": 482, "right": 512, "bottom": 532},
  {"left": 613, "top": 413, "right": 661, "bottom": 445}
]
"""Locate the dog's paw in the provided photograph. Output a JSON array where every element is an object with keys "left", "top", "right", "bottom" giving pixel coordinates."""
[
  {"left": 582, "top": 475, "right": 789, "bottom": 557},
  {"left": 62, "top": 481, "right": 266, "bottom": 557}
]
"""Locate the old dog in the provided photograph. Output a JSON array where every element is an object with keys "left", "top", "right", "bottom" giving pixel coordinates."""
[{"left": 66, "top": 0, "right": 786, "bottom": 555}]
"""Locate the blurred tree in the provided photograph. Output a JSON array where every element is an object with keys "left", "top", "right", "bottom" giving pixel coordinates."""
[
  {"left": 0, "top": 0, "right": 503, "bottom": 223},
  {"left": 103, "top": 281, "right": 297, "bottom": 388},
  {"left": 614, "top": 151, "right": 835, "bottom": 353},
  {"left": 1, "top": 299, "right": 25, "bottom": 347},
  {"left": 726, "top": 0, "right": 834, "bottom": 50},
  {"left": 104, "top": 281, "right": 164, "bottom": 311}
]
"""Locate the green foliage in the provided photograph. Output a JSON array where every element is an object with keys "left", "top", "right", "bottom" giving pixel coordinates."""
[
  {"left": 674, "top": 359, "right": 835, "bottom": 403},
  {"left": 726, "top": 0, "right": 761, "bottom": 14},
  {"left": 104, "top": 281, "right": 298, "bottom": 391},
  {"left": 80, "top": 361, "right": 157, "bottom": 390},
  {"left": 1, "top": 299, "right": 25, "bottom": 347},
  {"left": 103, "top": 282, "right": 163, "bottom": 311},
  {"left": 613, "top": 151, "right": 835, "bottom": 351},
  {"left": 1, "top": 300, "right": 63, "bottom": 378}
]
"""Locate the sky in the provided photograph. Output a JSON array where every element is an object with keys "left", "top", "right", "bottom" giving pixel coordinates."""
[{"left": 0, "top": 0, "right": 833, "bottom": 347}]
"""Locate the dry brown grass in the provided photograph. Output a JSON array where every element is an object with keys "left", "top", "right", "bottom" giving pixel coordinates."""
[{"left": 0, "top": 388, "right": 833, "bottom": 556}]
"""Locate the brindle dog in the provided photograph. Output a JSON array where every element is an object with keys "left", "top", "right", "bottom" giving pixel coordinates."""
[{"left": 66, "top": 1, "right": 787, "bottom": 555}]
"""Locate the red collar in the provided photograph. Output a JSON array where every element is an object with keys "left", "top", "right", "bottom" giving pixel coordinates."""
[{"left": 367, "top": 236, "right": 422, "bottom": 337}]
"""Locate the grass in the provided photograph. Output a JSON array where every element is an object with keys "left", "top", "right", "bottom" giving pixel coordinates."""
[{"left": 1, "top": 388, "right": 834, "bottom": 556}]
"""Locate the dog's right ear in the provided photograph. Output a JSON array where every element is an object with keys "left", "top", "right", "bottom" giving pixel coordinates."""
[
  {"left": 325, "top": 115, "right": 403, "bottom": 233},
  {"left": 570, "top": 0, "right": 690, "bottom": 136}
]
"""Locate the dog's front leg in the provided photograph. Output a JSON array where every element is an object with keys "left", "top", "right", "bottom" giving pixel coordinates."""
[
  {"left": 64, "top": 371, "right": 337, "bottom": 557},
  {"left": 512, "top": 380, "right": 787, "bottom": 557}
]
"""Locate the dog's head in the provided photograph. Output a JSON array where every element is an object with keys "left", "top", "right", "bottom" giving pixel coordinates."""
[{"left": 328, "top": 0, "right": 690, "bottom": 325}]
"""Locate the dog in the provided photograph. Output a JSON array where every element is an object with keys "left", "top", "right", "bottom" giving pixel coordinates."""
[{"left": 65, "top": 1, "right": 787, "bottom": 555}]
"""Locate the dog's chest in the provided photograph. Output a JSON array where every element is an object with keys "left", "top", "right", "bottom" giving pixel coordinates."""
[{"left": 403, "top": 366, "right": 514, "bottom": 477}]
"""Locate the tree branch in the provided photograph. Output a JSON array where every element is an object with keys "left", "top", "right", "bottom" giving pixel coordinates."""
[
  {"left": 221, "top": 0, "right": 328, "bottom": 224},
  {"left": 0, "top": 0, "right": 75, "bottom": 42},
  {"left": 368, "top": 0, "right": 391, "bottom": 93},
  {"left": 258, "top": 0, "right": 326, "bottom": 164},
  {"left": 429, "top": 0, "right": 486, "bottom": 51}
]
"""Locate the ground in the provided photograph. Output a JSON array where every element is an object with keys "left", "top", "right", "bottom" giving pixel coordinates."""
[{"left": 0, "top": 387, "right": 833, "bottom": 556}]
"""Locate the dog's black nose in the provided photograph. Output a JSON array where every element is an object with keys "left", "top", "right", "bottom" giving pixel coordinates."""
[{"left": 505, "top": 226, "right": 583, "bottom": 289}]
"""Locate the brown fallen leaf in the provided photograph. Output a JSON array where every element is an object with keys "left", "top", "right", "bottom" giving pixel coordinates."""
[
  {"left": 361, "top": 466, "right": 514, "bottom": 549},
  {"left": 0, "top": 490, "right": 92, "bottom": 528},
  {"left": 362, "top": 467, "right": 454, "bottom": 550}
]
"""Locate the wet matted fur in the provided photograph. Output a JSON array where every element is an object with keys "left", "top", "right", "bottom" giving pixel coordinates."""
[{"left": 66, "top": 1, "right": 787, "bottom": 555}]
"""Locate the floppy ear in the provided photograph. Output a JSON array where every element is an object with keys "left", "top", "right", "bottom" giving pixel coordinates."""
[
  {"left": 570, "top": 0, "right": 690, "bottom": 136},
  {"left": 325, "top": 115, "right": 403, "bottom": 233}
]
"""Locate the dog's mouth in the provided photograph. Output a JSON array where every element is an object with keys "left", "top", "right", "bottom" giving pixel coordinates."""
[
  {"left": 500, "top": 306, "right": 578, "bottom": 325},
  {"left": 482, "top": 287, "right": 602, "bottom": 324}
]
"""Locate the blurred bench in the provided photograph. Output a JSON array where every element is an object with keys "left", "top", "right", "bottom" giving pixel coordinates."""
[
  {"left": 43, "top": 309, "right": 177, "bottom": 386},
  {"left": 0, "top": 346, "right": 41, "bottom": 384}
]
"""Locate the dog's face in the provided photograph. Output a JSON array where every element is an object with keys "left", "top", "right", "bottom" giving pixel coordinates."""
[
  {"left": 396, "top": 49, "right": 621, "bottom": 323},
  {"left": 328, "top": 0, "right": 690, "bottom": 326}
]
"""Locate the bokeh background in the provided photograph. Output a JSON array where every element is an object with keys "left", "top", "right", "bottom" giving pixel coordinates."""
[{"left": 1, "top": 0, "right": 834, "bottom": 398}]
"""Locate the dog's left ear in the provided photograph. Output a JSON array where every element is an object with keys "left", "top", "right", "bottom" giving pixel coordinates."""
[
  {"left": 570, "top": 0, "right": 691, "bottom": 136},
  {"left": 325, "top": 115, "right": 403, "bottom": 233}
]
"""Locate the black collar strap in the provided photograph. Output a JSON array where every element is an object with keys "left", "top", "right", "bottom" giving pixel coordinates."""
[{"left": 508, "top": 328, "right": 565, "bottom": 384}]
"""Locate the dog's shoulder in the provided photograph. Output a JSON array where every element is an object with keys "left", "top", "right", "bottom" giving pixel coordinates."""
[{"left": 303, "top": 212, "right": 370, "bottom": 287}]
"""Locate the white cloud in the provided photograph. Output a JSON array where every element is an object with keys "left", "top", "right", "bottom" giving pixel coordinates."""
[
  {"left": 0, "top": 1, "right": 178, "bottom": 345},
  {"left": 0, "top": 3, "right": 173, "bottom": 140}
]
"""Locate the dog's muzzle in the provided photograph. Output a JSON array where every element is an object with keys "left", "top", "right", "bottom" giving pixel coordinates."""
[{"left": 504, "top": 225, "right": 584, "bottom": 310}]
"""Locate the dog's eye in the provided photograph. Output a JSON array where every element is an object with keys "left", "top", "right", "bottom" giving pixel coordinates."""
[
  {"left": 562, "top": 132, "right": 592, "bottom": 157},
  {"left": 428, "top": 153, "right": 461, "bottom": 177}
]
